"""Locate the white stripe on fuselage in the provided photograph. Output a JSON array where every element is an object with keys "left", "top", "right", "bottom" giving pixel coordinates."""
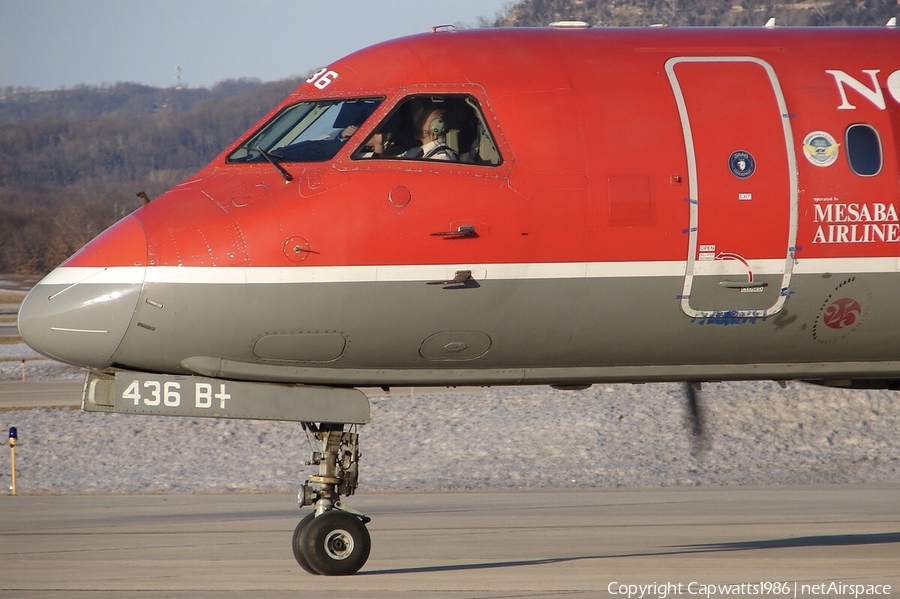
[{"left": 38, "top": 258, "right": 898, "bottom": 286}]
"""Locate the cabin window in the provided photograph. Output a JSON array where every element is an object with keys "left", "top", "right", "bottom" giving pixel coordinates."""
[
  {"left": 845, "top": 124, "right": 882, "bottom": 176},
  {"left": 226, "top": 98, "right": 383, "bottom": 163},
  {"left": 351, "top": 94, "right": 502, "bottom": 166}
]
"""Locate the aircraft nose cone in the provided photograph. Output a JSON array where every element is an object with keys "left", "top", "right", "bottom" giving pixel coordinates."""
[{"left": 18, "top": 216, "right": 148, "bottom": 369}]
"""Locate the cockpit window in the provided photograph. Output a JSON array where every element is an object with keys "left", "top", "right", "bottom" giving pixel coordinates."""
[
  {"left": 351, "top": 94, "right": 502, "bottom": 166},
  {"left": 227, "top": 98, "right": 383, "bottom": 163}
]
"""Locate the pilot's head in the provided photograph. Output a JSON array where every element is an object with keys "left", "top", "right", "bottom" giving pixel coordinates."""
[{"left": 418, "top": 108, "right": 447, "bottom": 142}]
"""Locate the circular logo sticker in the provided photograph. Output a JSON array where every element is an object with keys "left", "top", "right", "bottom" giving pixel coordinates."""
[
  {"left": 728, "top": 150, "right": 755, "bottom": 179},
  {"left": 822, "top": 297, "right": 862, "bottom": 329},
  {"left": 812, "top": 277, "right": 871, "bottom": 344},
  {"left": 802, "top": 131, "right": 839, "bottom": 167}
]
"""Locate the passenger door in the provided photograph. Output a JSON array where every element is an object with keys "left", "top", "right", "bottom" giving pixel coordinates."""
[{"left": 666, "top": 57, "right": 798, "bottom": 319}]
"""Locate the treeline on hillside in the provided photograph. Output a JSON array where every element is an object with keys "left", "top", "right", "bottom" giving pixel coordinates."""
[
  {"left": 0, "top": 78, "right": 302, "bottom": 273},
  {"left": 0, "top": 79, "right": 270, "bottom": 125},
  {"left": 489, "top": 0, "right": 899, "bottom": 27}
]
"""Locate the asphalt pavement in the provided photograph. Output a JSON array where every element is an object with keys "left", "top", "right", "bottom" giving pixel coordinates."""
[{"left": 1, "top": 486, "right": 898, "bottom": 598}]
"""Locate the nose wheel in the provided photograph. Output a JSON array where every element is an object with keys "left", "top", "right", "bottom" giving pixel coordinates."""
[
  {"left": 293, "top": 423, "right": 371, "bottom": 575},
  {"left": 293, "top": 510, "right": 371, "bottom": 575}
]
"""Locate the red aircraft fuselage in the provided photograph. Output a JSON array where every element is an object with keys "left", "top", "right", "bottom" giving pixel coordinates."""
[{"left": 19, "top": 26, "right": 900, "bottom": 387}]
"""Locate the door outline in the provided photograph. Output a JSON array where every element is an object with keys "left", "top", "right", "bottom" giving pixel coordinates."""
[{"left": 665, "top": 56, "right": 798, "bottom": 319}]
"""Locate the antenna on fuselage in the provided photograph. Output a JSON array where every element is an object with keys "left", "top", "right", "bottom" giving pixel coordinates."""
[
  {"left": 549, "top": 20, "right": 591, "bottom": 28},
  {"left": 764, "top": 17, "right": 776, "bottom": 28},
  {"left": 887, "top": 17, "right": 897, "bottom": 28}
]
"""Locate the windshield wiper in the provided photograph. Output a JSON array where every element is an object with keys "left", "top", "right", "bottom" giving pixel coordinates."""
[{"left": 256, "top": 146, "right": 293, "bottom": 182}]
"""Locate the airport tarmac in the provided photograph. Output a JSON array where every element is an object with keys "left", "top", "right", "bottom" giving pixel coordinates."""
[
  {"left": 1, "top": 485, "right": 898, "bottom": 598},
  {"left": 0, "top": 380, "right": 81, "bottom": 409}
]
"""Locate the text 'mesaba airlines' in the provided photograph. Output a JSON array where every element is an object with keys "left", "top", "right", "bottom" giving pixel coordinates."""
[{"left": 18, "top": 23, "right": 900, "bottom": 575}]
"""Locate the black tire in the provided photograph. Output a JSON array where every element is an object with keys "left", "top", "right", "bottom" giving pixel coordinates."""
[
  {"left": 299, "top": 510, "right": 371, "bottom": 575},
  {"left": 291, "top": 512, "right": 319, "bottom": 574}
]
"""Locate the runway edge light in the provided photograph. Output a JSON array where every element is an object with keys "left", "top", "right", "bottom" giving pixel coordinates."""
[{"left": 9, "top": 426, "right": 17, "bottom": 495}]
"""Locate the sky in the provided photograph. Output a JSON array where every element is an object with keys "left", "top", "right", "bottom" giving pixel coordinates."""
[{"left": 0, "top": 0, "right": 512, "bottom": 91}]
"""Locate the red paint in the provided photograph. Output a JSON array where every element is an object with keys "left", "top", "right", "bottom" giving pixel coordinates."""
[
  {"left": 62, "top": 215, "right": 147, "bottom": 267},
  {"left": 62, "top": 27, "right": 900, "bottom": 270}
]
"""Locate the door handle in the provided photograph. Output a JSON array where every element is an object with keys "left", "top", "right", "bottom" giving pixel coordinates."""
[
  {"left": 427, "top": 270, "right": 473, "bottom": 286},
  {"left": 430, "top": 225, "right": 478, "bottom": 239}
]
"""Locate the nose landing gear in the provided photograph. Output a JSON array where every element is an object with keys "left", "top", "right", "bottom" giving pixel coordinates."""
[{"left": 293, "top": 423, "right": 371, "bottom": 575}]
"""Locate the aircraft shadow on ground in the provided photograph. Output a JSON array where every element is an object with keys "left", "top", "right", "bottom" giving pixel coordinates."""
[
  {"left": 361, "top": 531, "right": 900, "bottom": 576},
  {"left": 677, "top": 531, "right": 900, "bottom": 552}
]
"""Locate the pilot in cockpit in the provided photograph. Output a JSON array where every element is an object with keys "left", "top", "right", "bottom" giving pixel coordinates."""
[
  {"left": 350, "top": 95, "right": 502, "bottom": 164},
  {"left": 354, "top": 110, "right": 402, "bottom": 158},
  {"left": 402, "top": 105, "right": 458, "bottom": 161}
]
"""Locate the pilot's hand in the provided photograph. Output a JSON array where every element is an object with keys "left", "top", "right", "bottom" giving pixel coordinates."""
[{"left": 366, "top": 133, "right": 385, "bottom": 154}]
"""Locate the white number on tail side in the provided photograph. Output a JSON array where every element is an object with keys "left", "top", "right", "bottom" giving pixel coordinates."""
[
  {"left": 164, "top": 382, "right": 181, "bottom": 407},
  {"left": 195, "top": 383, "right": 231, "bottom": 409},
  {"left": 122, "top": 379, "right": 141, "bottom": 405},
  {"left": 306, "top": 67, "right": 339, "bottom": 89},
  {"left": 121, "top": 380, "right": 182, "bottom": 407}
]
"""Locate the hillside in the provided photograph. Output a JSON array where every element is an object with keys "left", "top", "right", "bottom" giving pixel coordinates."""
[
  {"left": 488, "top": 0, "right": 899, "bottom": 27},
  {"left": 0, "top": 78, "right": 302, "bottom": 273}
]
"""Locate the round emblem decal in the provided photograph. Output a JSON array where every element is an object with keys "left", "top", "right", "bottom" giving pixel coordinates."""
[
  {"left": 822, "top": 297, "right": 862, "bottom": 329},
  {"left": 728, "top": 150, "right": 755, "bottom": 179},
  {"left": 812, "top": 277, "right": 871, "bottom": 344},
  {"left": 802, "top": 131, "right": 839, "bottom": 167}
]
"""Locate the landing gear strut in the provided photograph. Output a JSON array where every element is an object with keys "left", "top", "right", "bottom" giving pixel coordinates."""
[{"left": 292, "top": 423, "right": 371, "bottom": 575}]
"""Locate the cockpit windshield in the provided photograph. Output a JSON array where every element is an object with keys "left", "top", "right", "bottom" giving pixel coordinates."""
[{"left": 227, "top": 98, "right": 383, "bottom": 163}]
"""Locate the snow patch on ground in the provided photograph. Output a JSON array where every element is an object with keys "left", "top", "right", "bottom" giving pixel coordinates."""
[{"left": 2, "top": 367, "right": 898, "bottom": 494}]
